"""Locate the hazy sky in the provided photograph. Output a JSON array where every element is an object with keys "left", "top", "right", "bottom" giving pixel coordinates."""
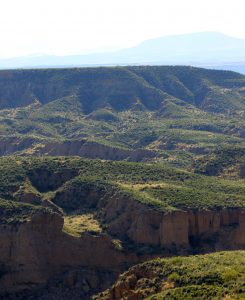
[{"left": 0, "top": 0, "right": 244, "bottom": 58}]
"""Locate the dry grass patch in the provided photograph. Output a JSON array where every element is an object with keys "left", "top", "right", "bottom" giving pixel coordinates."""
[{"left": 63, "top": 213, "right": 102, "bottom": 237}]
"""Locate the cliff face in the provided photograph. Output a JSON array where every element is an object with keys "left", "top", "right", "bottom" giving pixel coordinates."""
[
  {"left": 0, "top": 211, "right": 137, "bottom": 296},
  {"left": 0, "top": 213, "right": 63, "bottom": 293},
  {"left": 52, "top": 181, "right": 245, "bottom": 253},
  {"left": 100, "top": 195, "right": 245, "bottom": 252}
]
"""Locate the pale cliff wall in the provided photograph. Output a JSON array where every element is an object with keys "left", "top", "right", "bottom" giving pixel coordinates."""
[{"left": 100, "top": 195, "right": 245, "bottom": 252}]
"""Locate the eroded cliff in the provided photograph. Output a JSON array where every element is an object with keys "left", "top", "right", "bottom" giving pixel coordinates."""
[
  {"left": 0, "top": 137, "right": 156, "bottom": 162},
  {"left": 99, "top": 194, "right": 245, "bottom": 253},
  {"left": 0, "top": 156, "right": 244, "bottom": 298},
  {"left": 0, "top": 210, "right": 137, "bottom": 298}
]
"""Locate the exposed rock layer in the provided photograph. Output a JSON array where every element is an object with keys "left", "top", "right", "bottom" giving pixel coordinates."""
[
  {"left": 53, "top": 181, "right": 245, "bottom": 252},
  {"left": 0, "top": 138, "right": 155, "bottom": 162},
  {"left": 0, "top": 211, "right": 136, "bottom": 296},
  {"left": 101, "top": 195, "right": 245, "bottom": 252}
]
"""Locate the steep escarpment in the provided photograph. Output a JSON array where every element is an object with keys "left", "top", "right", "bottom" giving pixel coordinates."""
[
  {"left": 1, "top": 156, "right": 244, "bottom": 255},
  {"left": 51, "top": 178, "right": 245, "bottom": 253},
  {"left": 96, "top": 194, "right": 245, "bottom": 252},
  {"left": 0, "top": 208, "right": 137, "bottom": 298},
  {"left": 0, "top": 137, "right": 38, "bottom": 156}
]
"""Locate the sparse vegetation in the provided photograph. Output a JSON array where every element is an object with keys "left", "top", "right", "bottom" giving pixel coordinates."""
[{"left": 63, "top": 212, "right": 102, "bottom": 236}]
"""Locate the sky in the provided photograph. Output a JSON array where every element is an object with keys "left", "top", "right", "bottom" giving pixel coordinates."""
[{"left": 0, "top": 0, "right": 244, "bottom": 58}]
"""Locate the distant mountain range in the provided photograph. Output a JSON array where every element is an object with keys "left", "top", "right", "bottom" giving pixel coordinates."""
[{"left": 1, "top": 32, "right": 245, "bottom": 73}]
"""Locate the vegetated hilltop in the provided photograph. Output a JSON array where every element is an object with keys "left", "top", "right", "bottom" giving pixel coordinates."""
[
  {"left": 1, "top": 156, "right": 245, "bottom": 212},
  {"left": 95, "top": 251, "right": 245, "bottom": 300},
  {"left": 0, "top": 66, "right": 245, "bottom": 171}
]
